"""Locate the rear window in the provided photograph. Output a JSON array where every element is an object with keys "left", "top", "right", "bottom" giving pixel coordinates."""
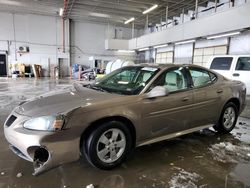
[
  {"left": 235, "top": 57, "right": 250, "bottom": 71},
  {"left": 189, "top": 68, "right": 217, "bottom": 88},
  {"left": 210, "top": 57, "right": 233, "bottom": 70}
]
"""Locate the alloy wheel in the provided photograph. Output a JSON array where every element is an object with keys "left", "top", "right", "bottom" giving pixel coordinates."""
[
  {"left": 96, "top": 128, "right": 126, "bottom": 163},
  {"left": 223, "top": 106, "right": 236, "bottom": 129}
]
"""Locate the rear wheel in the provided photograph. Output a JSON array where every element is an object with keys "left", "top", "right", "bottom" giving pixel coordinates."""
[
  {"left": 214, "top": 102, "right": 238, "bottom": 133},
  {"left": 84, "top": 121, "right": 132, "bottom": 170}
]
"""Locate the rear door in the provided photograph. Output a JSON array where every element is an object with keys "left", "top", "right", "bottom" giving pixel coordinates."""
[
  {"left": 232, "top": 56, "right": 250, "bottom": 95},
  {"left": 209, "top": 57, "right": 233, "bottom": 79},
  {"left": 187, "top": 67, "right": 224, "bottom": 127}
]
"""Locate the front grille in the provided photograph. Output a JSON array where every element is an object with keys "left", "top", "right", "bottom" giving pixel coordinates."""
[{"left": 5, "top": 115, "right": 17, "bottom": 127}]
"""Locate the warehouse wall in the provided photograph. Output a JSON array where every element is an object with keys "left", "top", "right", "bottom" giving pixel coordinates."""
[
  {"left": 0, "top": 12, "right": 64, "bottom": 76},
  {"left": 129, "top": 3, "right": 250, "bottom": 50},
  {"left": 70, "top": 21, "right": 137, "bottom": 67},
  {"left": 152, "top": 33, "right": 250, "bottom": 66},
  {"left": 0, "top": 12, "right": 137, "bottom": 75},
  {"left": 229, "top": 31, "right": 250, "bottom": 54},
  {"left": 174, "top": 43, "right": 194, "bottom": 64},
  {"left": 1, "top": 11, "right": 250, "bottom": 76}
]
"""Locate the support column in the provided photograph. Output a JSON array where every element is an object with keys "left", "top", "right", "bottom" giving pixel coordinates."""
[
  {"left": 62, "top": 18, "right": 65, "bottom": 53},
  {"left": 215, "top": 0, "right": 218, "bottom": 12},
  {"left": 166, "top": 6, "right": 168, "bottom": 27},
  {"left": 182, "top": 8, "right": 185, "bottom": 23},
  {"left": 145, "top": 14, "right": 148, "bottom": 31},
  {"left": 195, "top": 0, "right": 198, "bottom": 18},
  {"left": 132, "top": 21, "right": 135, "bottom": 38},
  {"left": 12, "top": 14, "right": 17, "bottom": 61},
  {"left": 160, "top": 17, "right": 162, "bottom": 31},
  {"left": 107, "top": 22, "right": 110, "bottom": 39}
]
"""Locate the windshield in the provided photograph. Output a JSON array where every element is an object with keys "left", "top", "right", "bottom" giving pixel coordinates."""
[{"left": 91, "top": 66, "right": 159, "bottom": 95}]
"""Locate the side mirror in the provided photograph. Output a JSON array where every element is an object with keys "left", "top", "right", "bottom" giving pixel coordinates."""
[{"left": 146, "top": 86, "right": 169, "bottom": 99}]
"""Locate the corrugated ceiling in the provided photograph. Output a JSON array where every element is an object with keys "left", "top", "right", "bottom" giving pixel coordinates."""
[{"left": 0, "top": 0, "right": 210, "bottom": 28}]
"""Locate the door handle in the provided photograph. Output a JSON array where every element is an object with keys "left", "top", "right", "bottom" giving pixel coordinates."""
[
  {"left": 233, "top": 73, "right": 240, "bottom": 77},
  {"left": 182, "top": 97, "right": 189, "bottom": 101},
  {"left": 217, "top": 89, "right": 223, "bottom": 94}
]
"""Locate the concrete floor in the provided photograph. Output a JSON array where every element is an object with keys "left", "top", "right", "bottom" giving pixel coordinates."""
[{"left": 0, "top": 78, "right": 250, "bottom": 188}]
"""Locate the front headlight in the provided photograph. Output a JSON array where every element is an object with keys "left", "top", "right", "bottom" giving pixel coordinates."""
[{"left": 23, "top": 115, "right": 65, "bottom": 131}]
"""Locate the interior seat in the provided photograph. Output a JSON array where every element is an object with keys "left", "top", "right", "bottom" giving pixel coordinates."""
[
  {"left": 165, "top": 72, "right": 178, "bottom": 91},
  {"left": 194, "top": 76, "right": 210, "bottom": 87}
]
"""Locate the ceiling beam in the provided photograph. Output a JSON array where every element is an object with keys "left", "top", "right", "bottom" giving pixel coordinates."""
[
  {"left": 75, "top": 0, "right": 148, "bottom": 9},
  {"left": 64, "top": 0, "right": 76, "bottom": 19},
  {"left": 73, "top": 2, "right": 143, "bottom": 13}
]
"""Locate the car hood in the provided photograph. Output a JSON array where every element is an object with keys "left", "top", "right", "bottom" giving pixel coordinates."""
[{"left": 14, "top": 85, "right": 120, "bottom": 117}]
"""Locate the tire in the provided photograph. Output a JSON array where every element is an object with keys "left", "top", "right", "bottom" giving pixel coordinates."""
[
  {"left": 214, "top": 102, "right": 238, "bottom": 133},
  {"left": 84, "top": 121, "right": 132, "bottom": 170}
]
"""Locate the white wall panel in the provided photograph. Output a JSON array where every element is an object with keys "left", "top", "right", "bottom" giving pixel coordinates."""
[
  {"left": 0, "top": 13, "right": 13, "bottom": 40},
  {"left": 14, "top": 14, "right": 29, "bottom": 42},
  {"left": 105, "top": 39, "right": 129, "bottom": 50},
  {"left": 174, "top": 43, "right": 193, "bottom": 64},
  {"left": 229, "top": 31, "right": 250, "bottom": 54},
  {"left": 0, "top": 41, "right": 8, "bottom": 51},
  {"left": 195, "top": 38, "right": 228, "bottom": 48},
  {"left": 71, "top": 21, "right": 136, "bottom": 66},
  {"left": 0, "top": 12, "right": 136, "bottom": 73},
  {"left": 157, "top": 45, "right": 174, "bottom": 53},
  {"left": 0, "top": 12, "right": 63, "bottom": 75}
]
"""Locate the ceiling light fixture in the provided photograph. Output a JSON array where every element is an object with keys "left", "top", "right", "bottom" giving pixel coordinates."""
[
  {"left": 124, "top": 17, "right": 135, "bottom": 24},
  {"left": 138, "top": 48, "right": 149, "bottom": 51},
  {"left": 153, "top": 44, "right": 168, "bottom": 49},
  {"left": 118, "top": 50, "right": 135, "bottom": 53},
  {"left": 89, "top": 12, "right": 110, "bottom": 18},
  {"left": 143, "top": 4, "right": 158, "bottom": 14},
  {"left": 175, "top": 39, "right": 196, "bottom": 45},
  {"left": 59, "top": 8, "right": 64, "bottom": 17},
  {"left": 206, "top": 31, "right": 241, "bottom": 40}
]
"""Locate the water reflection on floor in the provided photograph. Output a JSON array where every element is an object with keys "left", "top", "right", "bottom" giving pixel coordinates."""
[{"left": 0, "top": 77, "right": 250, "bottom": 188}]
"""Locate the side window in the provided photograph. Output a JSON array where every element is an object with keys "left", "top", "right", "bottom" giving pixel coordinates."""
[
  {"left": 235, "top": 57, "right": 250, "bottom": 71},
  {"left": 189, "top": 68, "right": 216, "bottom": 87},
  {"left": 149, "top": 68, "right": 187, "bottom": 92},
  {"left": 210, "top": 57, "right": 233, "bottom": 70}
]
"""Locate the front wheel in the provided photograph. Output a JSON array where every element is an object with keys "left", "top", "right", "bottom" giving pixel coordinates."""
[
  {"left": 214, "top": 102, "right": 238, "bottom": 133},
  {"left": 84, "top": 121, "right": 132, "bottom": 170}
]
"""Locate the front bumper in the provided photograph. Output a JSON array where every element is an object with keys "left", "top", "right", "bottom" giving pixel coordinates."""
[{"left": 4, "top": 112, "right": 80, "bottom": 175}]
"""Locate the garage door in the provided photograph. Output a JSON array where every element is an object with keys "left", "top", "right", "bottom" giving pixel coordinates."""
[
  {"left": 193, "top": 46, "right": 227, "bottom": 68},
  {"left": 156, "top": 51, "right": 173, "bottom": 64}
]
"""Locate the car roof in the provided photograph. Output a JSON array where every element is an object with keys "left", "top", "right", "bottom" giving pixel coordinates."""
[
  {"left": 131, "top": 63, "right": 221, "bottom": 77},
  {"left": 134, "top": 63, "right": 174, "bottom": 69},
  {"left": 210, "top": 55, "right": 250, "bottom": 58},
  {"left": 133, "top": 63, "right": 209, "bottom": 70}
]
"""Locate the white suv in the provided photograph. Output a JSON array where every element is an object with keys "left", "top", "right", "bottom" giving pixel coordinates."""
[{"left": 208, "top": 55, "right": 250, "bottom": 95}]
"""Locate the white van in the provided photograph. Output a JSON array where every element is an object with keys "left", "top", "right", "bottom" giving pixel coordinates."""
[{"left": 208, "top": 55, "right": 250, "bottom": 95}]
